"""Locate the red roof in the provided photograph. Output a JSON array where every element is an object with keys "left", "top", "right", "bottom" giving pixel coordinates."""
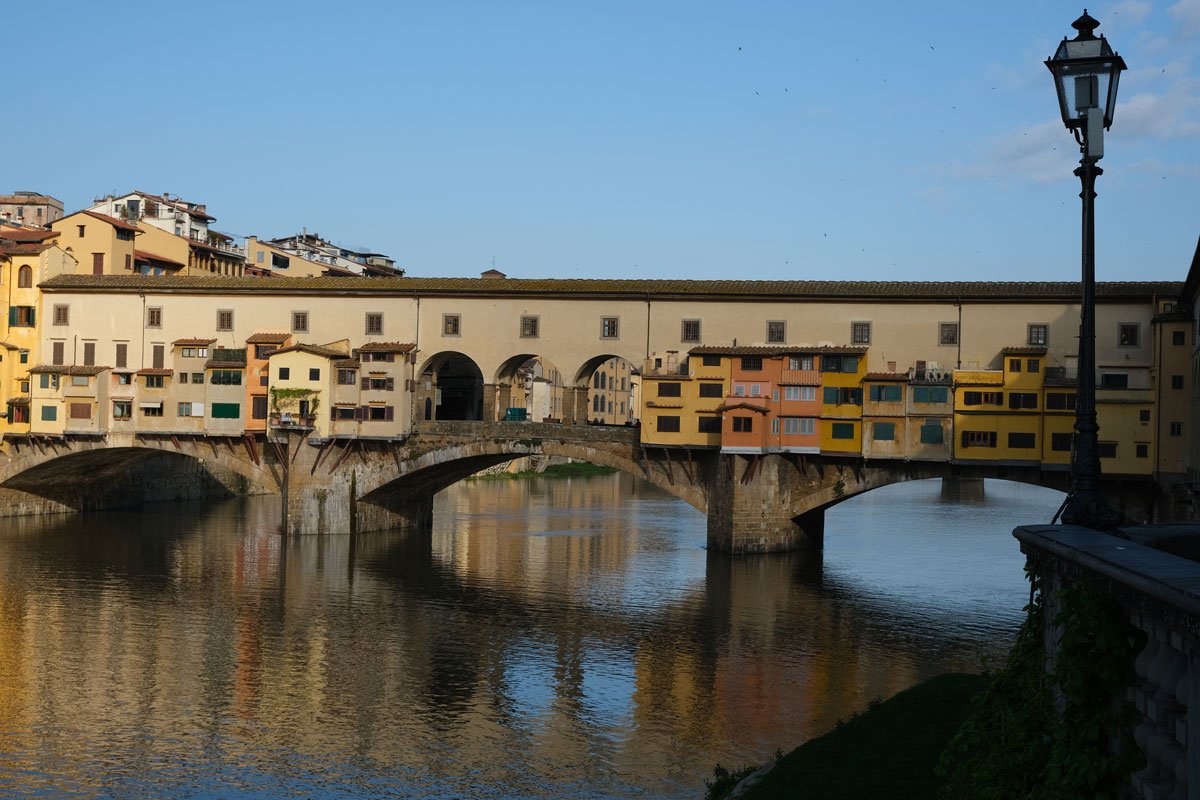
[
  {"left": 246, "top": 332, "right": 291, "bottom": 344},
  {"left": 173, "top": 337, "right": 217, "bottom": 346},
  {"left": 0, "top": 241, "right": 54, "bottom": 257},
  {"left": 134, "top": 249, "right": 186, "bottom": 269},
  {"left": 136, "top": 368, "right": 174, "bottom": 376},
  {"left": 0, "top": 227, "right": 58, "bottom": 243},
  {"left": 80, "top": 210, "right": 139, "bottom": 232}
]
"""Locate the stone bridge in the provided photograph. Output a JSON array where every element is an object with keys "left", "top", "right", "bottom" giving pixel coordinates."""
[{"left": 0, "top": 422, "right": 1173, "bottom": 553}]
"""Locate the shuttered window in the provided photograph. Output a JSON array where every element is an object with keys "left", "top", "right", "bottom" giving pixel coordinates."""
[{"left": 83, "top": 342, "right": 95, "bottom": 366}]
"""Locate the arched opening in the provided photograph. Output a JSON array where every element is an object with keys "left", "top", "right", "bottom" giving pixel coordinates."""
[
  {"left": 18, "top": 265, "right": 33, "bottom": 288},
  {"left": 575, "top": 355, "right": 641, "bottom": 427},
  {"left": 416, "top": 352, "right": 484, "bottom": 421},
  {"left": 494, "top": 354, "right": 566, "bottom": 423}
]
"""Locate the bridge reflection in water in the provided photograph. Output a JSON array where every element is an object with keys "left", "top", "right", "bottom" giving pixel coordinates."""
[{"left": 0, "top": 473, "right": 1063, "bottom": 799}]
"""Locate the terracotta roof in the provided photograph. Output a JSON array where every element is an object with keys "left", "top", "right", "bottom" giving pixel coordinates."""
[
  {"left": 267, "top": 343, "right": 348, "bottom": 359},
  {"left": 717, "top": 401, "right": 771, "bottom": 413},
  {"left": 136, "top": 368, "right": 174, "bottom": 376},
  {"left": 0, "top": 340, "right": 20, "bottom": 350},
  {"left": 5, "top": 396, "right": 30, "bottom": 406},
  {"left": 357, "top": 341, "right": 415, "bottom": 353},
  {"left": 865, "top": 372, "right": 908, "bottom": 381},
  {"left": 34, "top": 275, "right": 1184, "bottom": 302},
  {"left": 173, "top": 337, "right": 217, "bottom": 346},
  {"left": 1000, "top": 346, "right": 1048, "bottom": 355},
  {"left": 333, "top": 359, "right": 359, "bottom": 369},
  {"left": 0, "top": 241, "right": 54, "bottom": 256},
  {"left": 28, "top": 364, "right": 109, "bottom": 375},
  {"left": 690, "top": 345, "right": 869, "bottom": 356},
  {"left": 134, "top": 249, "right": 186, "bottom": 269},
  {"left": 246, "top": 332, "right": 291, "bottom": 344},
  {"left": 79, "top": 210, "right": 139, "bottom": 232},
  {"left": 0, "top": 227, "right": 58, "bottom": 242},
  {"left": 205, "top": 360, "right": 245, "bottom": 369}
]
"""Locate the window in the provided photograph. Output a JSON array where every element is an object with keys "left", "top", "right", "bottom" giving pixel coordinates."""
[
  {"left": 732, "top": 417, "right": 753, "bottom": 433},
  {"left": 366, "top": 405, "right": 394, "bottom": 421},
  {"left": 771, "top": 418, "right": 780, "bottom": 435},
  {"left": 912, "top": 386, "right": 948, "bottom": 403},
  {"left": 1170, "top": 422, "right": 1183, "bottom": 437},
  {"left": 112, "top": 401, "right": 132, "bottom": 420},
  {"left": 19, "top": 350, "right": 28, "bottom": 364},
  {"left": 364, "top": 376, "right": 394, "bottom": 391},
  {"left": 789, "top": 356, "right": 814, "bottom": 370},
  {"left": 210, "top": 370, "right": 242, "bottom": 386},
  {"left": 1139, "top": 409, "right": 1151, "bottom": 422},
  {"left": 519, "top": 315, "right": 539, "bottom": 338},
  {"left": 1046, "top": 392, "right": 1076, "bottom": 410},
  {"left": 152, "top": 344, "right": 164, "bottom": 369},
  {"left": 657, "top": 415, "right": 681, "bottom": 433},
  {"left": 178, "top": 402, "right": 202, "bottom": 417},
  {"left": 333, "top": 406, "right": 356, "bottom": 420},
  {"left": 52, "top": 342, "right": 64, "bottom": 365},
  {"left": 211, "top": 403, "right": 241, "bottom": 419},
  {"left": 144, "top": 375, "right": 164, "bottom": 388},
  {"left": 365, "top": 312, "right": 384, "bottom": 336},
  {"left": 1173, "top": 330, "right": 1186, "bottom": 346},
  {"left": 601, "top": 317, "right": 619, "bottom": 339},
  {"left": 292, "top": 311, "right": 309, "bottom": 333},
  {"left": 41, "top": 405, "right": 57, "bottom": 422},
  {"left": 962, "top": 431, "right": 997, "bottom": 448},
  {"left": 116, "top": 374, "right": 132, "bottom": 386},
  {"left": 868, "top": 384, "right": 903, "bottom": 402},
  {"left": 115, "top": 343, "right": 127, "bottom": 369},
  {"left": 278, "top": 367, "right": 291, "bottom": 381},
  {"left": 52, "top": 305, "right": 69, "bottom": 326},
  {"left": 749, "top": 384, "right": 761, "bottom": 397},
  {"left": 443, "top": 314, "right": 461, "bottom": 336},
  {"left": 697, "top": 416, "right": 722, "bottom": 433},
  {"left": 1051, "top": 433, "right": 1072, "bottom": 452},
  {"left": 39, "top": 373, "right": 58, "bottom": 390},
  {"left": 939, "top": 323, "right": 958, "bottom": 346},
  {"left": 962, "top": 391, "right": 1002, "bottom": 406},
  {"left": 69, "top": 402, "right": 91, "bottom": 420},
  {"left": 821, "top": 355, "right": 858, "bottom": 373},
  {"left": 337, "top": 369, "right": 357, "bottom": 385},
  {"left": 823, "top": 387, "right": 862, "bottom": 405},
  {"left": 1008, "top": 432, "right": 1036, "bottom": 449},
  {"left": 851, "top": 321, "right": 871, "bottom": 345},
  {"left": 17, "top": 265, "right": 32, "bottom": 287},
  {"left": 141, "top": 403, "right": 163, "bottom": 417},
  {"left": 1100, "top": 373, "right": 1128, "bottom": 389},
  {"left": 180, "top": 347, "right": 209, "bottom": 358},
  {"left": 784, "top": 386, "right": 800, "bottom": 401},
  {"left": 1136, "top": 443, "right": 1149, "bottom": 458},
  {"left": 1027, "top": 359, "right": 1040, "bottom": 373},
  {"left": 766, "top": 321, "right": 786, "bottom": 344},
  {"left": 1118, "top": 323, "right": 1139, "bottom": 347},
  {"left": 783, "top": 417, "right": 816, "bottom": 435},
  {"left": 919, "top": 422, "right": 944, "bottom": 444},
  {"left": 1008, "top": 392, "right": 1038, "bottom": 410},
  {"left": 9, "top": 306, "right": 35, "bottom": 327},
  {"left": 309, "top": 368, "right": 320, "bottom": 381},
  {"left": 192, "top": 373, "right": 204, "bottom": 384},
  {"left": 216, "top": 310, "right": 234, "bottom": 331},
  {"left": 657, "top": 382, "right": 682, "bottom": 397},
  {"left": 272, "top": 253, "right": 290, "bottom": 270},
  {"left": 76, "top": 225, "right": 85, "bottom": 236},
  {"left": 831, "top": 422, "right": 855, "bottom": 440},
  {"left": 179, "top": 373, "right": 189, "bottom": 384},
  {"left": 873, "top": 422, "right": 896, "bottom": 441},
  {"left": 701, "top": 354, "right": 721, "bottom": 367},
  {"left": 681, "top": 319, "right": 701, "bottom": 343},
  {"left": 146, "top": 307, "right": 162, "bottom": 328},
  {"left": 1171, "top": 374, "right": 1184, "bottom": 390},
  {"left": 71, "top": 375, "right": 89, "bottom": 387},
  {"left": 1009, "top": 359, "right": 1022, "bottom": 373},
  {"left": 741, "top": 356, "right": 763, "bottom": 371},
  {"left": 1028, "top": 324, "right": 1048, "bottom": 346},
  {"left": 1098, "top": 442, "right": 1118, "bottom": 459},
  {"left": 699, "top": 383, "right": 723, "bottom": 398}
]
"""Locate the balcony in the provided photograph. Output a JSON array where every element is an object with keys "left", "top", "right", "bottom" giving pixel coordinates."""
[
  {"left": 211, "top": 348, "right": 247, "bottom": 365},
  {"left": 780, "top": 369, "right": 820, "bottom": 385}
]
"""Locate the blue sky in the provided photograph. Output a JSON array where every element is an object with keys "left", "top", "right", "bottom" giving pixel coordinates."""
[{"left": 8, "top": 1, "right": 1198, "bottom": 281}]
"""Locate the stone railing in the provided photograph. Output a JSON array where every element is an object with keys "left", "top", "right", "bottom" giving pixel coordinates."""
[
  {"left": 1014, "top": 524, "right": 1200, "bottom": 800},
  {"left": 412, "top": 419, "right": 639, "bottom": 445}
]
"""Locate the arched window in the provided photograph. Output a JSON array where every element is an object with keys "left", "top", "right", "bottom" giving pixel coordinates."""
[
  {"left": 599, "top": 372, "right": 607, "bottom": 390},
  {"left": 593, "top": 373, "right": 601, "bottom": 389},
  {"left": 18, "top": 265, "right": 32, "bottom": 288}
]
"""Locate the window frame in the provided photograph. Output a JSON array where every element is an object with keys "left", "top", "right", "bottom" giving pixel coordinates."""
[
  {"left": 442, "top": 314, "right": 461, "bottom": 337},
  {"left": 52, "top": 304, "right": 69, "bottom": 326},
  {"left": 766, "top": 320, "right": 786, "bottom": 344},
  {"left": 600, "top": 317, "right": 619, "bottom": 340},
  {"left": 291, "top": 310, "right": 309, "bottom": 334},
  {"left": 216, "top": 309, "right": 234, "bottom": 332},
  {"left": 938, "top": 322, "right": 959, "bottom": 346},
  {"left": 681, "top": 319, "right": 701, "bottom": 344},
  {"left": 850, "top": 321, "right": 872, "bottom": 345},
  {"left": 519, "top": 315, "right": 539, "bottom": 339},
  {"left": 1117, "top": 323, "right": 1140, "bottom": 348},
  {"left": 1028, "top": 323, "right": 1048, "bottom": 346},
  {"left": 365, "top": 312, "right": 384, "bottom": 336}
]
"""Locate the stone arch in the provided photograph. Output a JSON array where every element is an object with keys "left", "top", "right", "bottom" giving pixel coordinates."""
[
  {"left": 0, "top": 439, "right": 274, "bottom": 511},
  {"left": 493, "top": 353, "right": 567, "bottom": 423},
  {"left": 415, "top": 351, "right": 484, "bottom": 421},
  {"left": 571, "top": 354, "right": 640, "bottom": 426}
]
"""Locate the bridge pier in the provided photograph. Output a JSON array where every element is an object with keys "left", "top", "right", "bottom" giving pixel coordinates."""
[{"left": 707, "top": 454, "right": 823, "bottom": 554}]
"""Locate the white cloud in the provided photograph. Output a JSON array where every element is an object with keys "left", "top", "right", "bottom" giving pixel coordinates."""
[
  {"left": 1116, "top": 78, "right": 1200, "bottom": 139},
  {"left": 1126, "top": 157, "right": 1200, "bottom": 177},
  {"left": 948, "top": 118, "right": 1079, "bottom": 185},
  {"left": 1112, "top": 0, "right": 1154, "bottom": 23},
  {"left": 1168, "top": 0, "right": 1200, "bottom": 35}
]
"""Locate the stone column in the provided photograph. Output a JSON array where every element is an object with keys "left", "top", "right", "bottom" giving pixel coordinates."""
[
  {"left": 563, "top": 386, "right": 590, "bottom": 426},
  {"left": 497, "top": 383, "right": 513, "bottom": 420}
]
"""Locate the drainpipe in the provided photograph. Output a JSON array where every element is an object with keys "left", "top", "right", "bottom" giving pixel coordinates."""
[
  {"left": 140, "top": 292, "right": 147, "bottom": 369},
  {"left": 956, "top": 296, "right": 962, "bottom": 370},
  {"left": 412, "top": 294, "right": 420, "bottom": 431}
]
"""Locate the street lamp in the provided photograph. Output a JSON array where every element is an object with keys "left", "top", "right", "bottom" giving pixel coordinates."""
[{"left": 1046, "top": 10, "right": 1126, "bottom": 529}]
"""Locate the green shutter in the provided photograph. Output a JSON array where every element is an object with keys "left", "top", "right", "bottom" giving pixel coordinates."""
[
  {"left": 7, "top": 307, "right": 15, "bottom": 326},
  {"left": 874, "top": 422, "right": 895, "bottom": 440},
  {"left": 211, "top": 403, "right": 241, "bottom": 419}
]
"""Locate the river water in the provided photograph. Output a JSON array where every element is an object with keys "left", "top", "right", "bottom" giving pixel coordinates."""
[{"left": 0, "top": 474, "right": 1062, "bottom": 799}]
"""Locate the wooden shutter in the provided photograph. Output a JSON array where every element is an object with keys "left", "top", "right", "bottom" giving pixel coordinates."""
[
  {"left": 361, "top": 377, "right": 370, "bottom": 390},
  {"left": 52, "top": 341, "right": 64, "bottom": 365},
  {"left": 83, "top": 342, "right": 95, "bottom": 366},
  {"left": 152, "top": 345, "right": 164, "bottom": 369},
  {"left": 385, "top": 377, "right": 395, "bottom": 391},
  {"left": 385, "top": 405, "right": 394, "bottom": 421},
  {"left": 115, "top": 343, "right": 127, "bottom": 369},
  {"left": 92, "top": 253, "right": 104, "bottom": 275},
  {"left": 961, "top": 430, "right": 970, "bottom": 448},
  {"left": 355, "top": 406, "right": 367, "bottom": 421}
]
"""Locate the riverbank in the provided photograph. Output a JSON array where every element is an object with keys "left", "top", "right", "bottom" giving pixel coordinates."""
[
  {"left": 707, "top": 672, "right": 988, "bottom": 800},
  {"left": 467, "top": 461, "right": 618, "bottom": 480}
]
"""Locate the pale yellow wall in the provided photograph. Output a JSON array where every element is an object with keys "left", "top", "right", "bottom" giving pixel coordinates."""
[
  {"left": 269, "top": 350, "right": 333, "bottom": 438},
  {"left": 134, "top": 225, "right": 191, "bottom": 273},
  {"left": 1098, "top": 400, "right": 1154, "bottom": 475},
  {"left": 50, "top": 213, "right": 135, "bottom": 275},
  {"left": 245, "top": 237, "right": 330, "bottom": 278}
]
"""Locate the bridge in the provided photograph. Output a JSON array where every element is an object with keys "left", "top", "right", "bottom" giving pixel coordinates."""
[{"left": 0, "top": 422, "right": 1169, "bottom": 553}]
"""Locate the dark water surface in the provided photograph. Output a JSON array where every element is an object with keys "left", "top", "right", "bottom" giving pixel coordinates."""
[{"left": 0, "top": 474, "right": 1062, "bottom": 798}]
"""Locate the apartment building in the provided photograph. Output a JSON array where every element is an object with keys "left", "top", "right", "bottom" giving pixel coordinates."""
[{"left": 0, "top": 192, "right": 63, "bottom": 226}]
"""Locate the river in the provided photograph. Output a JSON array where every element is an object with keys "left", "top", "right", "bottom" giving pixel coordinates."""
[{"left": 0, "top": 474, "right": 1062, "bottom": 799}]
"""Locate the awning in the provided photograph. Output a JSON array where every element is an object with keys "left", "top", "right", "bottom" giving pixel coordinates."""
[{"left": 138, "top": 401, "right": 163, "bottom": 409}]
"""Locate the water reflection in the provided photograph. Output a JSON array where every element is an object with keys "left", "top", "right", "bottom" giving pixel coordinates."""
[{"left": 0, "top": 474, "right": 1061, "bottom": 798}]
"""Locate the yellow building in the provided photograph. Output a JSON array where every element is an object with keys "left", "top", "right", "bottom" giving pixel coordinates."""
[
  {"left": 818, "top": 347, "right": 867, "bottom": 455},
  {"left": 953, "top": 347, "right": 1045, "bottom": 465},
  {"left": 640, "top": 351, "right": 729, "bottom": 447},
  {"left": 245, "top": 236, "right": 356, "bottom": 278},
  {"left": 50, "top": 211, "right": 138, "bottom": 274},
  {"left": 861, "top": 373, "right": 907, "bottom": 459}
]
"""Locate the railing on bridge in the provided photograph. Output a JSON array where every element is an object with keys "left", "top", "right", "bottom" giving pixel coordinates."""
[{"left": 412, "top": 419, "right": 639, "bottom": 444}]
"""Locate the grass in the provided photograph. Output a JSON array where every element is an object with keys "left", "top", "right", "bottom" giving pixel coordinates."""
[
  {"left": 467, "top": 461, "right": 618, "bottom": 481},
  {"left": 712, "top": 672, "right": 988, "bottom": 800}
]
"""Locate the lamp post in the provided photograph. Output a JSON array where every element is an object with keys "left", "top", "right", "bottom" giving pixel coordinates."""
[{"left": 1046, "top": 10, "right": 1126, "bottom": 529}]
